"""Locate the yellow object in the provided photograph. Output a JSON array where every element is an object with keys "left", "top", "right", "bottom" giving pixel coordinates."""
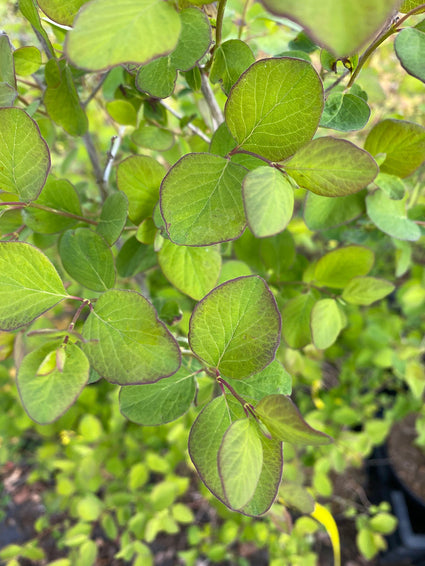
[{"left": 310, "top": 502, "right": 341, "bottom": 566}]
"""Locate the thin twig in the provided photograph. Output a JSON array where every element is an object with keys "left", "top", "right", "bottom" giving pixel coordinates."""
[
  {"left": 83, "top": 73, "right": 108, "bottom": 108},
  {"left": 103, "top": 126, "right": 126, "bottom": 186},
  {"left": 83, "top": 132, "right": 107, "bottom": 201},
  {"left": 159, "top": 100, "right": 211, "bottom": 143},
  {"left": 200, "top": 72, "right": 224, "bottom": 131}
]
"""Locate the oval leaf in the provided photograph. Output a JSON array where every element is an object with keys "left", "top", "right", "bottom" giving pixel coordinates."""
[
  {"left": 304, "top": 191, "right": 365, "bottom": 230},
  {"left": 22, "top": 177, "right": 82, "bottom": 234},
  {"left": 395, "top": 27, "right": 425, "bottom": 84},
  {"left": 189, "top": 276, "right": 281, "bottom": 379},
  {"left": 65, "top": 0, "right": 181, "bottom": 71},
  {"left": 364, "top": 119, "right": 425, "bottom": 178},
  {"left": 242, "top": 167, "right": 294, "bottom": 238},
  {"left": 342, "top": 276, "right": 395, "bottom": 306},
  {"left": 158, "top": 239, "right": 221, "bottom": 300},
  {"left": 17, "top": 342, "right": 89, "bottom": 424},
  {"left": 117, "top": 155, "right": 165, "bottom": 225},
  {"left": 285, "top": 137, "right": 378, "bottom": 197},
  {"left": 38, "top": 0, "right": 89, "bottom": 25},
  {"left": 255, "top": 394, "right": 332, "bottom": 445},
  {"left": 281, "top": 292, "right": 316, "bottom": 349},
  {"left": 188, "top": 395, "right": 283, "bottom": 516},
  {"left": 314, "top": 245, "right": 375, "bottom": 288},
  {"left": 210, "top": 39, "right": 255, "bottom": 94},
  {"left": 218, "top": 419, "right": 263, "bottom": 510},
  {"left": 96, "top": 192, "right": 129, "bottom": 245},
  {"left": 310, "top": 298, "right": 343, "bottom": 350},
  {"left": 260, "top": 0, "right": 400, "bottom": 56},
  {"left": 59, "top": 228, "right": 116, "bottom": 292},
  {"left": 225, "top": 57, "right": 323, "bottom": 161},
  {"left": 160, "top": 153, "right": 247, "bottom": 246},
  {"left": 44, "top": 59, "right": 88, "bottom": 136},
  {"left": 320, "top": 92, "right": 370, "bottom": 132},
  {"left": 0, "top": 108, "right": 50, "bottom": 202},
  {"left": 119, "top": 364, "right": 196, "bottom": 425},
  {"left": 366, "top": 190, "right": 421, "bottom": 241},
  {"left": 136, "top": 7, "right": 211, "bottom": 98},
  {"left": 0, "top": 242, "right": 67, "bottom": 330},
  {"left": 225, "top": 359, "right": 292, "bottom": 402},
  {"left": 82, "top": 289, "right": 181, "bottom": 385}
]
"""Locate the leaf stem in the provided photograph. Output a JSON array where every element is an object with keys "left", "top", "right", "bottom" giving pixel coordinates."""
[
  {"left": 159, "top": 100, "right": 211, "bottom": 143},
  {"left": 346, "top": 4, "right": 425, "bottom": 90},
  {"left": 63, "top": 299, "right": 91, "bottom": 345},
  {"left": 217, "top": 376, "right": 247, "bottom": 407},
  {"left": 0, "top": 201, "right": 99, "bottom": 225},
  {"left": 215, "top": 0, "right": 228, "bottom": 53},
  {"left": 238, "top": 0, "right": 252, "bottom": 39}
]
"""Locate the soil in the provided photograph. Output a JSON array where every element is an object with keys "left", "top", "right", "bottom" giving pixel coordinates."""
[{"left": 387, "top": 413, "right": 425, "bottom": 503}]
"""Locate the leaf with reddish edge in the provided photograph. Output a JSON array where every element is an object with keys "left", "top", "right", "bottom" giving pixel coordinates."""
[
  {"left": 255, "top": 394, "right": 333, "bottom": 445},
  {"left": 188, "top": 276, "right": 281, "bottom": 379}
]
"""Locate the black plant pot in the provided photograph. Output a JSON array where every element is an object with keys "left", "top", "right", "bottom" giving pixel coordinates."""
[{"left": 367, "top": 444, "right": 425, "bottom": 566}]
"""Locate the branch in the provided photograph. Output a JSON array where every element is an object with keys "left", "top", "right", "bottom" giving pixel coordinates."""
[
  {"left": 83, "top": 73, "right": 108, "bottom": 108},
  {"left": 159, "top": 100, "right": 211, "bottom": 143},
  {"left": 103, "top": 126, "right": 126, "bottom": 186},
  {"left": 83, "top": 132, "right": 108, "bottom": 201},
  {"left": 200, "top": 72, "right": 224, "bottom": 131}
]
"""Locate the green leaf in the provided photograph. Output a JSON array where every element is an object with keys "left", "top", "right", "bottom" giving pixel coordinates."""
[
  {"left": 119, "top": 365, "right": 196, "bottom": 425},
  {"left": 210, "top": 39, "right": 255, "bottom": 95},
  {"left": 285, "top": 137, "right": 378, "bottom": 197},
  {"left": 19, "top": 0, "right": 55, "bottom": 57},
  {"left": 158, "top": 239, "right": 221, "bottom": 300},
  {"left": 132, "top": 125, "right": 174, "bottom": 152},
  {"left": 310, "top": 298, "right": 343, "bottom": 350},
  {"left": 260, "top": 0, "right": 400, "bottom": 56},
  {"left": 242, "top": 167, "right": 294, "bottom": 238},
  {"left": 0, "top": 242, "right": 67, "bottom": 331},
  {"left": 279, "top": 483, "right": 315, "bottom": 514},
  {"left": 136, "top": 218, "right": 157, "bottom": 245},
  {"left": 0, "top": 34, "right": 16, "bottom": 105},
  {"left": 37, "top": 0, "right": 89, "bottom": 25},
  {"left": 117, "top": 155, "right": 165, "bottom": 224},
  {"left": 225, "top": 57, "right": 323, "bottom": 161},
  {"left": 116, "top": 237, "right": 157, "bottom": 277},
  {"left": 320, "top": 92, "right": 370, "bottom": 131},
  {"left": 314, "top": 245, "right": 375, "bottom": 288},
  {"left": 17, "top": 342, "right": 89, "bottom": 424},
  {"left": 189, "top": 276, "right": 281, "bottom": 378},
  {"left": 374, "top": 172, "right": 405, "bottom": 200},
  {"left": 106, "top": 100, "right": 137, "bottom": 126},
  {"left": 189, "top": 396, "right": 243, "bottom": 505},
  {"left": 342, "top": 276, "right": 395, "bottom": 306},
  {"left": 395, "top": 27, "right": 425, "bottom": 83},
  {"left": 59, "top": 228, "right": 116, "bottom": 292},
  {"left": 0, "top": 108, "right": 50, "bottom": 202},
  {"left": 217, "top": 260, "right": 252, "bottom": 285},
  {"left": 13, "top": 46, "right": 41, "bottom": 76},
  {"left": 136, "top": 7, "right": 211, "bottom": 98},
  {"left": 188, "top": 395, "right": 283, "bottom": 516},
  {"left": 281, "top": 292, "right": 316, "bottom": 349},
  {"left": 225, "top": 359, "right": 292, "bottom": 401},
  {"left": 260, "top": 231, "right": 296, "bottom": 281},
  {"left": 96, "top": 192, "right": 128, "bottom": 245},
  {"left": 65, "top": 0, "right": 181, "bottom": 71},
  {"left": 44, "top": 59, "right": 88, "bottom": 136},
  {"left": 160, "top": 153, "right": 247, "bottom": 246},
  {"left": 255, "top": 394, "right": 332, "bottom": 445},
  {"left": 364, "top": 119, "right": 425, "bottom": 178},
  {"left": 82, "top": 289, "right": 181, "bottom": 385},
  {"left": 304, "top": 191, "right": 365, "bottom": 230},
  {"left": 400, "top": 0, "right": 425, "bottom": 12},
  {"left": 366, "top": 190, "right": 421, "bottom": 241},
  {"left": 218, "top": 419, "right": 263, "bottom": 510},
  {"left": 22, "top": 177, "right": 82, "bottom": 234}
]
